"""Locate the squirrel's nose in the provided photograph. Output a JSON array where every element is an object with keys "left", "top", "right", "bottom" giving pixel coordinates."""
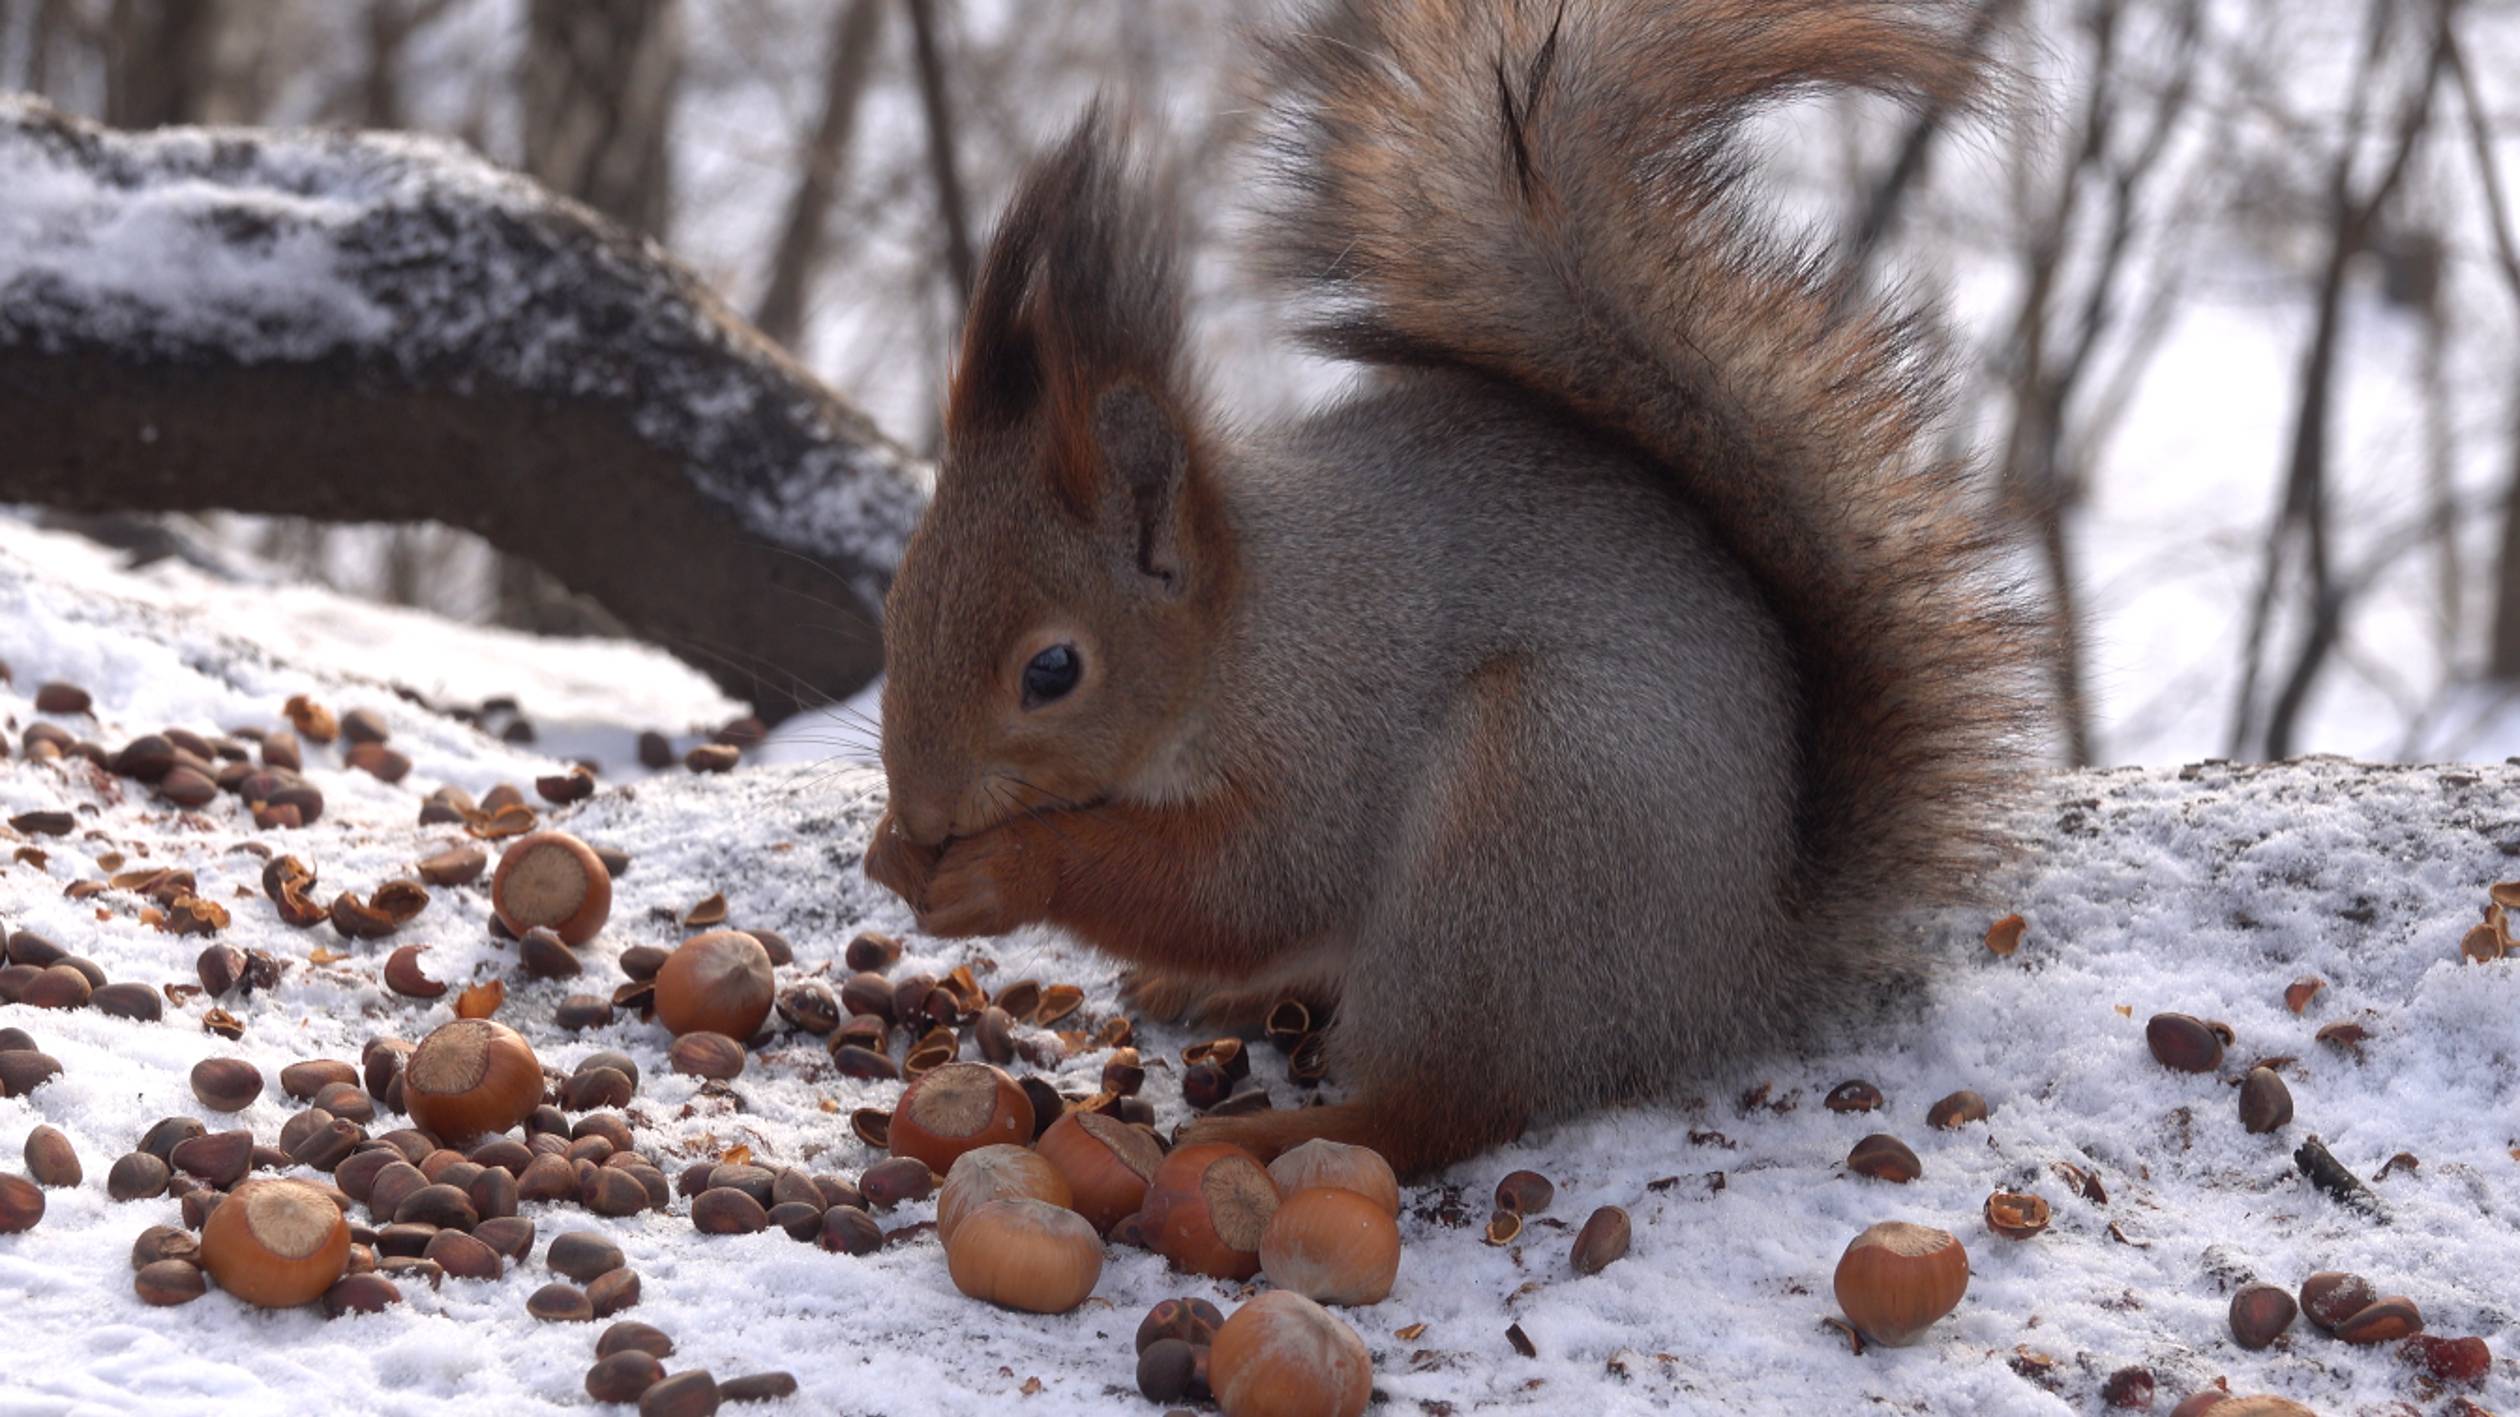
[{"left": 890, "top": 793, "right": 954, "bottom": 848}]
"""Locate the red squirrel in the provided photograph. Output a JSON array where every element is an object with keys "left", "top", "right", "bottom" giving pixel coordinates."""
[{"left": 865, "top": 0, "right": 2043, "bottom": 1177}]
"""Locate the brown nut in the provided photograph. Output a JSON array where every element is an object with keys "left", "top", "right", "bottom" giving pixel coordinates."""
[
  {"left": 1983, "top": 1190, "right": 2051, "bottom": 1240},
  {"left": 938, "top": 1145, "right": 1073, "bottom": 1247},
  {"left": 1925, "top": 1090, "right": 1989, "bottom": 1129},
  {"left": 2299, "top": 1270, "right": 2377, "bottom": 1333},
  {"left": 24, "top": 1124, "right": 80, "bottom": 1187},
  {"left": 2146, "top": 1012, "right": 2225, "bottom": 1073},
  {"left": 2228, "top": 1282, "right": 2298, "bottom": 1350},
  {"left": 1832, "top": 1221, "right": 1968, "bottom": 1347},
  {"left": 1847, "top": 1133, "right": 1923, "bottom": 1184},
  {"left": 383, "top": 945, "right": 447, "bottom": 1000},
  {"left": 135, "top": 1258, "right": 208, "bottom": 1306},
  {"left": 403, "top": 1019, "right": 542, "bottom": 1144},
  {"left": 1035, "top": 1111, "right": 1163, "bottom": 1234},
  {"left": 1259, "top": 1187, "right": 1400, "bottom": 1305},
  {"left": 199, "top": 1178, "right": 353, "bottom": 1307},
  {"left": 1135, "top": 1296, "right": 1226, "bottom": 1353},
  {"left": 667, "top": 1031, "right": 746, "bottom": 1080},
  {"left": 888, "top": 1062, "right": 1034, "bottom": 1175},
  {"left": 598, "top": 1319, "right": 675, "bottom": 1359},
  {"left": 0, "top": 1173, "right": 42, "bottom": 1232},
  {"left": 190, "top": 1057, "right": 264, "bottom": 1113},
  {"left": 1264, "top": 1141, "right": 1400, "bottom": 1219},
  {"left": 943, "top": 1196, "right": 1103, "bottom": 1314},
  {"left": 1143, "top": 1142, "right": 1279, "bottom": 1281},
  {"left": 528, "top": 1281, "right": 594, "bottom": 1322},
  {"left": 1570, "top": 1204, "right": 1632, "bottom": 1275},
  {"left": 692, "top": 1187, "right": 769, "bottom": 1235},
  {"left": 1825, "top": 1080, "right": 1885, "bottom": 1114},
  {"left": 2238, "top": 1068, "right": 2292, "bottom": 1134},
  {"left": 653, "top": 930, "right": 774, "bottom": 1040},
  {"left": 858, "top": 1155, "right": 939, "bottom": 1210},
  {"left": 586, "top": 1351, "right": 666, "bottom": 1404},
  {"left": 490, "top": 831, "right": 613, "bottom": 947},
  {"left": 2331, "top": 1295, "right": 2423, "bottom": 1345},
  {"left": 1209, "top": 1291, "right": 1372, "bottom": 1417}
]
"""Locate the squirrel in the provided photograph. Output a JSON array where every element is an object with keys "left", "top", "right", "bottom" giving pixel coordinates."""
[{"left": 863, "top": 0, "right": 2043, "bottom": 1178}]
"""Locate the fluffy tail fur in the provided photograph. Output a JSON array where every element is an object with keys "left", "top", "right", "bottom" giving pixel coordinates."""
[{"left": 1255, "top": 0, "right": 2044, "bottom": 931}]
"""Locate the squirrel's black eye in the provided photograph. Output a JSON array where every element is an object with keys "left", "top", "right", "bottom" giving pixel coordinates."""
[{"left": 1021, "top": 643, "right": 1081, "bottom": 708}]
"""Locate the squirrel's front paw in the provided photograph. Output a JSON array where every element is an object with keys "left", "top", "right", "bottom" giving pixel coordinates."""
[
  {"left": 916, "top": 821, "right": 1057, "bottom": 938},
  {"left": 863, "top": 806, "right": 942, "bottom": 904}
]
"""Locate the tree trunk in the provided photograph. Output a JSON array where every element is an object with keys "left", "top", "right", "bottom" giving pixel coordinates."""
[{"left": 0, "top": 97, "right": 920, "bottom": 724}]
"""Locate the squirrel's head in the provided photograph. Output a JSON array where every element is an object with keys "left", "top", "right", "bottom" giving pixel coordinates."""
[{"left": 879, "top": 111, "right": 1233, "bottom": 848}]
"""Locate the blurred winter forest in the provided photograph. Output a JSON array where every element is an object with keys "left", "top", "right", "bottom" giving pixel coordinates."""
[{"left": 6, "top": 0, "right": 2520, "bottom": 769}]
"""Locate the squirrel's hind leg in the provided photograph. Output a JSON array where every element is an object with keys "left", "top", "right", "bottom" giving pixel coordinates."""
[{"left": 1120, "top": 966, "right": 1343, "bottom": 1034}]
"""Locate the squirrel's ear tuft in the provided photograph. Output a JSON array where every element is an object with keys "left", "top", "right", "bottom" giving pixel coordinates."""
[{"left": 947, "top": 106, "right": 1207, "bottom": 542}]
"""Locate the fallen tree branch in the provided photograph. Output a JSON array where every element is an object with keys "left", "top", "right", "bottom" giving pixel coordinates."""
[{"left": 0, "top": 96, "right": 923, "bottom": 723}]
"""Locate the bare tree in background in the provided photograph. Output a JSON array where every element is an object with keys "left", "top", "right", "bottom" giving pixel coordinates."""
[
  {"left": 754, "top": 0, "right": 886, "bottom": 352},
  {"left": 103, "top": 0, "right": 215, "bottom": 128},
  {"left": 520, "top": 0, "right": 680, "bottom": 238},
  {"left": 2228, "top": 0, "right": 2451, "bottom": 760},
  {"left": 903, "top": 0, "right": 974, "bottom": 307}
]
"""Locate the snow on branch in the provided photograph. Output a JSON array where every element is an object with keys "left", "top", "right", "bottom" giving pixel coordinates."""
[{"left": 0, "top": 96, "right": 922, "bottom": 720}]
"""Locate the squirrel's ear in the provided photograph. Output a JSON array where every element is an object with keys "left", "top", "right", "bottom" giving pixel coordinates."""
[{"left": 947, "top": 106, "right": 1212, "bottom": 583}]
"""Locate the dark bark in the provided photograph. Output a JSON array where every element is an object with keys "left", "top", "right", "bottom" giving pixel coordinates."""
[{"left": 0, "top": 98, "right": 920, "bottom": 723}]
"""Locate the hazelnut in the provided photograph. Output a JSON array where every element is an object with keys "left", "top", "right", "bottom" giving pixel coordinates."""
[
  {"left": 547, "top": 1230, "right": 625, "bottom": 1282},
  {"left": 2228, "top": 1282, "right": 2297, "bottom": 1349},
  {"left": 938, "top": 1145, "right": 1073, "bottom": 1246},
  {"left": 323, "top": 1272, "right": 404, "bottom": 1316},
  {"left": 1036, "top": 1110, "right": 1163, "bottom": 1234},
  {"left": 598, "top": 1319, "right": 675, "bottom": 1359},
  {"left": 1137, "top": 1337, "right": 1202, "bottom": 1403},
  {"left": 403, "top": 1020, "right": 543, "bottom": 1143},
  {"left": 1831, "top": 1221, "right": 1968, "bottom": 1347},
  {"left": 528, "top": 1281, "right": 594, "bottom": 1322},
  {"left": 1209, "top": 1291, "right": 1373, "bottom": 1417},
  {"left": 653, "top": 930, "right": 774, "bottom": 1039},
  {"left": 24, "top": 1124, "right": 80, "bottom": 1187},
  {"left": 1983, "top": 1190, "right": 2050, "bottom": 1240},
  {"left": 1925, "top": 1090, "right": 1988, "bottom": 1129},
  {"left": 199, "top": 1178, "right": 353, "bottom": 1307},
  {"left": 279, "top": 1059, "right": 358, "bottom": 1101},
  {"left": 2238, "top": 1068, "right": 2292, "bottom": 1134},
  {"left": 692, "top": 1187, "right": 769, "bottom": 1235},
  {"left": 818, "top": 1206, "right": 883, "bottom": 1255},
  {"left": 944, "top": 1197, "right": 1104, "bottom": 1314},
  {"left": 2146, "top": 1012, "right": 2225, "bottom": 1073},
  {"left": 1825, "top": 1080, "right": 1885, "bottom": 1113},
  {"left": 586, "top": 1351, "right": 666, "bottom": 1404},
  {"left": 1259, "top": 1187, "right": 1400, "bottom": 1305},
  {"left": 1847, "top": 1133, "right": 1923, "bottom": 1183},
  {"left": 1143, "top": 1142, "right": 1280, "bottom": 1281},
  {"left": 888, "top": 1062, "right": 1034, "bottom": 1174},
  {"left": 1268, "top": 1140, "right": 1401, "bottom": 1217},
  {"left": 1570, "top": 1204, "right": 1631, "bottom": 1275},
  {"left": 490, "top": 831, "right": 613, "bottom": 946}
]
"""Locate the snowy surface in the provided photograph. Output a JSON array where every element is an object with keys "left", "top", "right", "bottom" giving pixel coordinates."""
[
  {"left": 0, "top": 96, "right": 925, "bottom": 589},
  {"left": 0, "top": 516, "right": 2514, "bottom": 1417}
]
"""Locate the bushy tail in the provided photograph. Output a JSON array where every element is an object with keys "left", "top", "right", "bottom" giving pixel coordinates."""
[{"left": 1255, "top": 0, "right": 2045, "bottom": 928}]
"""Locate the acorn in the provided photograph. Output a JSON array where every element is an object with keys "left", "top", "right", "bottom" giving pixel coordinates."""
[
  {"left": 2228, "top": 1282, "right": 2297, "bottom": 1350},
  {"left": 944, "top": 1197, "right": 1103, "bottom": 1314},
  {"left": 1832, "top": 1221, "right": 1968, "bottom": 1346},
  {"left": 1259, "top": 1187, "right": 1400, "bottom": 1305},
  {"left": 887, "top": 1062, "right": 1034, "bottom": 1175},
  {"left": 489, "top": 831, "right": 613, "bottom": 946},
  {"left": 403, "top": 1020, "right": 542, "bottom": 1143},
  {"left": 199, "top": 1178, "right": 353, "bottom": 1307},
  {"left": 653, "top": 930, "right": 774, "bottom": 1040},
  {"left": 938, "top": 1145, "right": 1073, "bottom": 1246},
  {"left": 1209, "top": 1291, "right": 1373, "bottom": 1417},
  {"left": 1143, "top": 1142, "right": 1280, "bottom": 1280},
  {"left": 1269, "top": 1140, "right": 1402, "bottom": 1217},
  {"left": 1035, "top": 1110, "right": 1163, "bottom": 1234}
]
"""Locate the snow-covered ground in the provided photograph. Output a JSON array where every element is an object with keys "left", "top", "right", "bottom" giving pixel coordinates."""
[{"left": 0, "top": 516, "right": 2513, "bottom": 1417}]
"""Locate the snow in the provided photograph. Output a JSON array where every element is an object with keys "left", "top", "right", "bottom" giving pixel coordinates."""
[
  {"left": 2, "top": 517, "right": 2516, "bottom": 1417},
  {"left": 0, "top": 97, "right": 926, "bottom": 592}
]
